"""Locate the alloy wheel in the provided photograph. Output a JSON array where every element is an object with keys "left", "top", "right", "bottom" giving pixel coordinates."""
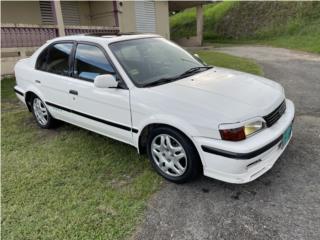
[
  {"left": 33, "top": 98, "right": 48, "bottom": 126},
  {"left": 151, "top": 134, "right": 187, "bottom": 177}
]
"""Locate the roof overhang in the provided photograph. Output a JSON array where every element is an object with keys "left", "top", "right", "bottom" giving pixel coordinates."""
[{"left": 169, "top": 1, "right": 212, "bottom": 11}]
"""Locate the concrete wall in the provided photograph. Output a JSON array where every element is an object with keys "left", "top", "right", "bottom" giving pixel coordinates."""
[
  {"left": 1, "top": 47, "right": 38, "bottom": 75},
  {"left": 118, "top": 1, "right": 136, "bottom": 33},
  {"left": 89, "top": 1, "right": 116, "bottom": 27},
  {"left": 0, "top": 1, "right": 116, "bottom": 27},
  {"left": 1, "top": 1, "right": 42, "bottom": 25},
  {"left": 155, "top": 1, "right": 170, "bottom": 39},
  {"left": 79, "top": 1, "right": 92, "bottom": 26}
]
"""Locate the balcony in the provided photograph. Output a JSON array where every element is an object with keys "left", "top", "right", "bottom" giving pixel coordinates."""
[{"left": 1, "top": 23, "right": 119, "bottom": 48}]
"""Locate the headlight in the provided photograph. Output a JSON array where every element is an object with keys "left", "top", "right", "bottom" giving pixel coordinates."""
[
  {"left": 244, "top": 121, "right": 265, "bottom": 136},
  {"left": 219, "top": 120, "right": 265, "bottom": 141}
]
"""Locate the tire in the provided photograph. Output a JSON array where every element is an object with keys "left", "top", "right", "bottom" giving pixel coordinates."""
[
  {"left": 147, "top": 127, "right": 201, "bottom": 183},
  {"left": 31, "top": 96, "right": 55, "bottom": 129}
]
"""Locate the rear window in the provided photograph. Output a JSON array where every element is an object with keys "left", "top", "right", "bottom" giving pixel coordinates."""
[{"left": 36, "top": 43, "right": 73, "bottom": 76}]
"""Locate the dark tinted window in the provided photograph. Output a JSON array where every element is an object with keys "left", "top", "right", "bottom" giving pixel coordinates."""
[
  {"left": 37, "top": 43, "right": 73, "bottom": 76},
  {"left": 73, "top": 44, "right": 115, "bottom": 82}
]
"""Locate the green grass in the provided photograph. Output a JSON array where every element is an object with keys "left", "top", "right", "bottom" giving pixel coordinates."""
[
  {"left": 208, "top": 18, "right": 320, "bottom": 54},
  {"left": 1, "top": 79, "right": 162, "bottom": 239},
  {"left": 254, "top": 27, "right": 320, "bottom": 53},
  {"left": 207, "top": 33, "right": 320, "bottom": 54},
  {"left": 1, "top": 77, "right": 16, "bottom": 100},
  {"left": 1, "top": 51, "right": 262, "bottom": 239},
  {"left": 196, "top": 50, "right": 263, "bottom": 76}
]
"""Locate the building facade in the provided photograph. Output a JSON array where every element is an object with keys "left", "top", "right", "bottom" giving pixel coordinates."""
[{"left": 1, "top": 0, "right": 170, "bottom": 75}]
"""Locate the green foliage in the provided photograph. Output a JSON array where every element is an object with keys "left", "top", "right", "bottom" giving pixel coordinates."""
[
  {"left": 204, "top": 1, "right": 238, "bottom": 29},
  {"left": 170, "top": 1, "right": 237, "bottom": 39},
  {"left": 170, "top": 7, "right": 196, "bottom": 38}
]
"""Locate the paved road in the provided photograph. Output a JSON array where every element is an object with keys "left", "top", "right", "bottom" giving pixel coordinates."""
[{"left": 133, "top": 46, "right": 320, "bottom": 240}]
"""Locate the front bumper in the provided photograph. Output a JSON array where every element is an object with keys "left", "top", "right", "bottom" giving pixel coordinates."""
[{"left": 194, "top": 99, "right": 295, "bottom": 184}]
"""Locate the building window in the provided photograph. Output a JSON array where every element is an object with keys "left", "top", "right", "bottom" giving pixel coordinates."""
[
  {"left": 135, "top": 1, "right": 156, "bottom": 33},
  {"left": 61, "top": 1, "right": 81, "bottom": 26},
  {"left": 39, "top": 1, "right": 55, "bottom": 25}
]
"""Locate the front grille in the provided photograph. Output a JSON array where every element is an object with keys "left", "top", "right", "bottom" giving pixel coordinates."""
[{"left": 263, "top": 100, "right": 286, "bottom": 127}]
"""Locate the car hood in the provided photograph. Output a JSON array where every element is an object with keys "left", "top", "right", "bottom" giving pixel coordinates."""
[{"left": 137, "top": 67, "right": 284, "bottom": 123}]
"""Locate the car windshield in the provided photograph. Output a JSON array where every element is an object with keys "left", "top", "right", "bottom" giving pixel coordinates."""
[{"left": 109, "top": 37, "right": 206, "bottom": 87}]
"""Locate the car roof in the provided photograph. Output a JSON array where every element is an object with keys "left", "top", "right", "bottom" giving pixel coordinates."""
[{"left": 47, "top": 33, "right": 161, "bottom": 45}]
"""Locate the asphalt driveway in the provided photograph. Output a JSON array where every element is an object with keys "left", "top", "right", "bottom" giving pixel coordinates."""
[{"left": 133, "top": 46, "right": 320, "bottom": 240}]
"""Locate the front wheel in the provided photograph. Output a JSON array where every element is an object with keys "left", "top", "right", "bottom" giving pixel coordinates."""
[
  {"left": 147, "top": 127, "right": 201, "bottom": 183},
  {"left": 31, "top": 97, "right": 55, "bottom": 128}
]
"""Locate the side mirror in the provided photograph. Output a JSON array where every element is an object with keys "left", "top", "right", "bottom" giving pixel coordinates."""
[{"left": 94, "top": 74, "right": 118, "bottom": 88}]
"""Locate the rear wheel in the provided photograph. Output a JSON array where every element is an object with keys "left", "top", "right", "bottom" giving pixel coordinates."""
[
  {"left": 147, "top": 127, "right": 201, "bottom": 183},
  {"left": 31, "top": 97, "right": 55, "bottom": 128}
]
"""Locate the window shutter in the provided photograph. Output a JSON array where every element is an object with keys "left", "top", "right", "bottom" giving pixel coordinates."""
[
  {"left": 135, "top": 1, "right": 156, "bottom": 33},
  {"left": 39, "top": 1, "right": 55, "bottom": 25},
  {"left": 61, "top": 1, "right": 81, "bottom": 26}
]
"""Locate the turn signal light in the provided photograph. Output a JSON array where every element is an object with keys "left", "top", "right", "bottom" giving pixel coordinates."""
[{"left": 219, "top": 127, "right": 246, "bottom": 141}]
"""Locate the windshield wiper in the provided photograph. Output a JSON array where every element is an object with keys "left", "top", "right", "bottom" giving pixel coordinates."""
[
  {"left": 143, "top": 66, "right": 213, "bottom": 88},
  {"left": 180, "top": 66, "right": 213, "bottom": 77},
  {"left": 143, "top": 77, "right": 178, "bottom": 87}
]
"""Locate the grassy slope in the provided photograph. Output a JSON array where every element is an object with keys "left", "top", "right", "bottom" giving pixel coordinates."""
[
  {"left": 170, "top": 1, "right": 320, "bottom": 54},
  {"left": 170, "top": 1, "right": 237, "bottom": 39},
  {"left": 1, "top": 51, "right": 261, "bottom": 239}
]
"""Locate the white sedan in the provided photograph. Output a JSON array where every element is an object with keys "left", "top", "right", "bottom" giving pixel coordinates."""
[{"left": 14, "top": 34, "right": 295, "bottom": 184}]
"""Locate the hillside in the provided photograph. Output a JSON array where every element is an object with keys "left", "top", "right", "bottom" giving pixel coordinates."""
[{"left": 170, "top": 1, "right": 320, "bottom": 53}]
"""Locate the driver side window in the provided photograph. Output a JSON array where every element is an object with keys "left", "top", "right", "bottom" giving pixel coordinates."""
[{"left": 73, "top": 44, "right": 115, "bottom": 82}]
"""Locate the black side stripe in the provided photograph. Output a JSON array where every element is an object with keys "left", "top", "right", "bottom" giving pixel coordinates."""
[
  {"left": 201, "top": 134, "right": 283, "bottom": 160},
  {"left": 14, "top": 89, "right": 24, "bottom": 96},
  {"left": 45, "top": 101, "right": 139, "bottom": 133}
]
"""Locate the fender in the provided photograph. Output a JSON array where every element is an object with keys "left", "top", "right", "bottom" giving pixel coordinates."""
[
  {"left": 23, "top": 85, "right": 51, "bottom": 114},
  {"left": 133, "top": 113, "right": 200, "bottom": 147},
  {"left": 25, "top": 85, "right": 45, "bottom": 103},
  {"left": 133, "top": 114, "right": 208, "bottom": 168}
]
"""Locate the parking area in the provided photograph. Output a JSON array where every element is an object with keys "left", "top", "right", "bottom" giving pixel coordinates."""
[{"left": 134, "top": 46, "right": 320, "bottom": 240}]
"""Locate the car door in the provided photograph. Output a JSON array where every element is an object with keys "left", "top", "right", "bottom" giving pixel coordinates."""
[
  {"left": 34, "top": 41, "right": 76, "bottom": 122},
  {"left": 67, "top": 42, "right": 133, "bottom": 145}
]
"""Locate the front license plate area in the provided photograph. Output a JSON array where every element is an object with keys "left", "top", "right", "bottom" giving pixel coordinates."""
[{"left": 280, "top": 125, "right": 292, "bottom": 149}]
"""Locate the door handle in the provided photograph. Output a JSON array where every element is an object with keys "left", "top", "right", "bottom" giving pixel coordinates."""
[
  {"left": 69, "top": 90, "right": 78, "bottom": 95},
  {"left": 35, "top": 80, "right": 41, "bottom": 84}
]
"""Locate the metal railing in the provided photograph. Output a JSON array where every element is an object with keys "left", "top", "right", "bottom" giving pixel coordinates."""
[
  {"left": 64, "top": 25, "right": 119, "bottom": 36},
  {"left": 1, "top": 24, "right": 120, "bottom": 48},
  {"left": 1, "top": 24, "right": 58, "bottom": 48}
]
